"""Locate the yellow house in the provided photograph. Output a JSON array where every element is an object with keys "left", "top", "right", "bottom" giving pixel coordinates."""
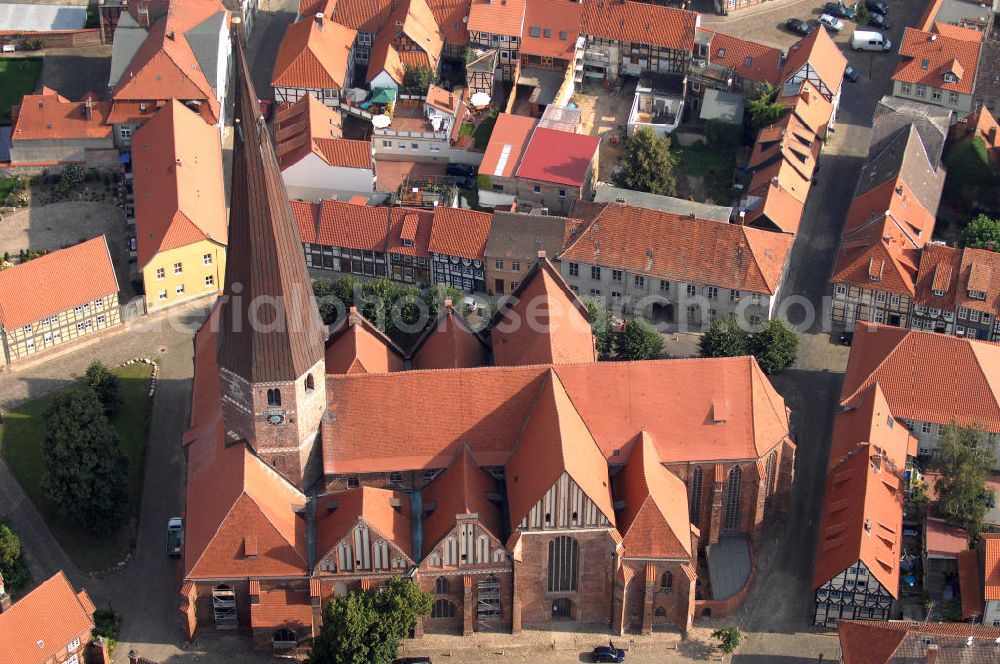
[{"left": 133, "top": 99, "right": 228, "bottom": 313}]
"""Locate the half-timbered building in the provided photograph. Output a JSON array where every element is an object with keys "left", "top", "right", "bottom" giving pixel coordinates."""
[
  {"left": 271, "top": 13, "right": 357, "bottom": 108},
  {"left": 468, "top": 0, "right": 524, "bottom": 80}
]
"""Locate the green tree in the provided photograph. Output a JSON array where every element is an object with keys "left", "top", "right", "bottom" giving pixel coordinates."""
[
  {"left": 0, "top": 522, "right": 29, "bottom": 595},
  {"left": 617, "top": 317, "right": 663, "bottom": 361},
  {"left": 613, "top": 127, "right": 678, "bottom": 196},
  {"left": 748, "top": 318, "right": 798, "bottom": 375},
  {"left": 934, "top": 424, "right": 993, "bottom": 539},
  {"left": 85, "top": 361, "right": 122, "bottom": 418},
  {"left": 712, "top": 626, "right": 742, "bottom": 655},
  {"left": 402, "top": 65, "right": 437, "bottom": 95},
  {"left": 361, "top": 278, "right": 403, "bottom": 332},
  {"left": 92, "top": 606, "right": 121, "bottom": 653},
  {"left": 747, "top": 83, "right": 786, "bottom": 130},
  {"left": 855, "top": 2, "right": 870, "bottom": 26},
  {"left": 423, "top": 283, "right": 469, "bottom": 319},
  {"left": 313, "top": 278, "right": 344, "bottom": 325},
  {"left": 961, "top": 214, "right": 1000, "bottom": 251},
  {"left": 582, "top": 296, "right": 614, "bottom": 359},
  {"left": 43, "top": 388, "right": 129, "bottom": 534},
  {"left": 308, "top": 576, "right": 432, "bottom": 664},
  {"left": 699, "top": 317, "right": 749, "bottom": 359}
]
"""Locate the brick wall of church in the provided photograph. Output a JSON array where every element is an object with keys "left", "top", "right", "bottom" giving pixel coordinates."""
[
  {"left": 417, "top": 570, "right": 513, "bottom": 635},
  {"left": 513, "top": 530, "right": 616, "bottom": 628}
]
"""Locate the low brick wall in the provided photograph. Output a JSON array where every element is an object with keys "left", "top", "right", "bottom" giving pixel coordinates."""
[
  {"left": 0, "top": 28, "right": 102, "bottom": 50},
  {"left": 693, "top": 553, "right": 757, "bottom": 620}
]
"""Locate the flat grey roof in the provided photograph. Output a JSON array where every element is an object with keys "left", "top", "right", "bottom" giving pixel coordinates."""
[
  {"left": 594, "top": 183, "right": 733, "bottom": 222},
  {"left": 700, "top": 88, "right": 745, "bottom": 125},
  {"left": 0, "top": 3, "right": 86, "bottom": 30},
  {"left": 706, "top": 534, "right": 752, "bottom": 600}
]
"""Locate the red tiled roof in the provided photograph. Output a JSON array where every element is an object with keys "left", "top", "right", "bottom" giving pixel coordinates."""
[
  {"left": 468, "top": 0, "right": 525, "bottom": 37},
  {"left": 515, "top": 127, "right": 599, "bottom": 187},
  {"left": 701, "top": 30, "right": 783, "bottom": 86},
  {"left": 893, "top": 27, "right": 981, "bottom": 96},
  {"left": 780, "top": 27, "right": 847, "bottom": 99},
  {"left": 132, "top": 100, "right": 227, "bottom": 269},
  {"left": 11, "top": 90, "right": 111, "bottom": 141},
  {"left": 956, "top": 247, "right": 1000, "bottom": 314},
  {"left": 427, "top": 207, "right": 493, "bottom": 259},
  {"left": 913, "top": 242, "right": 961, "bottom": 308},
  {"left": 958, "top": 547, "right": 984, "bottom": 619},
  {"left": 839, "top": 620, "right": 1000, "bottom": 663},
  {"left": 366, "top": 0, "right": 443, "bottom": 83},
  {"left": 963, "top": 107, "right": 1000, "bottom": 150},
  {"left": 386, "top": 207, "right": 433, "bottom": 257},
  {"left": 777, "top": 80, "right": 833, "bottom": 139},
  {"left": 275, "top": 94, "right": 347, "bottom": 168},
  {"left": 410, "top": 302, "right": 490, "bottom": 370},
  {"left": 931, "top": 21, "right": 983, "bottom": 42},
  {"left": 925, "top": 517, "right": 968, "bottom": 557},
  {"left": 491, "top": 256, "right": 596, "bottom": 366},
  {"left": 580, "top": 0, "right": 697, "bottom": 52},
  {"left": 0, "top": 571, "right": 95, "bottom": 664},
  {"left": 325, "top": 308, "right": 406, "bottom": 374},
  {"left": 272, "top": 16, "right": 357, "bottom": 90},
  {"left": 519, "top": 0, "right": 582, "bottom": 60},
  {"left": 480, "top": 113, "right": 537, "bottom": 179},
  {"left": 841, "top": 323, "right": 1000, "bottom": 432},
  {"left": 250, "top": 588, "right": 313, "bottom": 631},
  {"left": 743, "top": 178, "right": 805, "bottom": 235},
  {"left": 984, "top": 532, "right": 1000, "bottom": 600},
  {"left": 375, "top": 159, "right": 448, "bottom": 193},
  {"left": 424, "top": 0, "right": 470, "bottom": 45},
  {"left": 837, "top": 621, "right": 908, "bottom": 664},
  {"left": 316, "top": 486, "right": 413, "bottom": 560},
  {"left": 325, "top": 0, "right": 394, "bottom": 34},
  {"left": 323, "top": 356, "right": 790, "bottom": 474},
  {"left": 505, "top": 368, "right": 615, "bottom": 530},
  {"left": 0, "top": 236, "right": 119, "bottom": 329},
  {"left": 615, "top": 433, "right": 692, "bottom": 559},
  {"left": 421, "top": 445, "right": 503, "bottom": 555},
  {"left": 290, "top": 199, "right": 390, "bottom": 251},
  {"left": 425, "top": 84, "right": 460, "bottom": 115},
  {"left": 562, "top": 203, "right": 791, "bottom": 295},
  {"left": 814, "top": 382, "right": 912, "bottom": 598}
]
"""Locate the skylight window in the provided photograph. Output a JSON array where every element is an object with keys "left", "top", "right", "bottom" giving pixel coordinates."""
[{"left": 920, "top": 59, "right": 930, "bottom": 69}]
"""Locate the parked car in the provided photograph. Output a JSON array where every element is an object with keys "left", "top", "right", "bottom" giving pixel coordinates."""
[
  {"left": 839, "top": 330, "right": 854, "bottom": 346},
  {"left": 844, "top": 63, "right": 859, "bottom": 82},
  {"left": 167, "top": 517, "right": 184, "bottom": 557},
  {"left": 824, "top": 1, "right": 856, "bottom": 20},
  {"left": 868, "top": 12, "right": 892, "bottom": 29},
  {"left": 786, "top": 18, "right": 819, "bottom": 35},
  {"left": 592, "top": 645, "right": 626, "bottom": 663},
  {"left": 819, "top": 14, "right": 846, "bottom": 31},
  {"left": 865, "top": 0, "right": 888, "bottom": 15},
  {"left": 852, "top": 29, "right": 892, "bottom": 51},
  {"left": 446, "top": 163, "right": 476, "bottom": 178}
]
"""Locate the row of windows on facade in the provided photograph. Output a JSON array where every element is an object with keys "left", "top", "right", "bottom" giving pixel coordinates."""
[
  {"left": 20, "top": 298, "right": 108, "bottom": 334},
  {"left": 579, "top": 292, "right": 764, "bottom": 325},
  {"left": 494, "top": 260, "right": 522, "bottom": 272},
  {"left": 837, "top": 283, "right": 990, "bottom": 310},
  {"left": 898, "top": 82, "right": 963, "bottom": 106},
  {"left": 380, "top": 140, "right": 443, "bottom": 152},
  {"left": 157, "top": 277, "right": 215, "bottom": 300},
  {"left": 570, "top": 265, "right": 763, "bottom": 301},
  {"left": 261, "top": 377, "right": 316, "bottom": 408},
  {"left": 19, "top": 315, "right": 109, "bottom": 351},
  {"left": 688, "top": 458, "right": 777, "bottom": 532},
  {"left": 154, "top": 253, "right": 214, "bottom": 280}
]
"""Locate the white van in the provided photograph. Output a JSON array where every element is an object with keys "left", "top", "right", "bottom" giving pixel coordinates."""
[{"left": 852, "top": 30, "right": 892, "bottom": 51}]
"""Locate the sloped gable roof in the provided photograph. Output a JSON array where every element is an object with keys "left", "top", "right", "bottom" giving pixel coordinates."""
[
  {"left": 580, "top": 0, "right": 697, "bottom": 52},
  {"left": 324, "top": 308, "right": 406, "bottom": 374},
  {"left": 428, "top": 207, "right": 493, "bottom": 259},
  {"left": 0, "top": 572, "right": 96, "bottom": 664},
  {"left": 614, "top": 433, "right": 692, "bottom": 559},
  {"left": 421, "top": 445, "right": 504, "bottom": 555},
  {"left": 410, "top": 302, "right": 490, "bottom": 370},
  {"left": 780, "top": 27, "right": 846, "bottom": 98},
  {"left": 316, "top": 486, "right": 413, "bottom": 560},
  {"left": 894, "top": 27, "right": 981, "bottom": 96},
  {"left": 272, "top": 16, "right": 357, "bottom": 90},
  {"left": 505, "top": 369, "right": 615, "bottom": 530}
]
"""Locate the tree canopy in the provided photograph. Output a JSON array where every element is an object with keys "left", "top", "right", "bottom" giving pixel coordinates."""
[
  {"left": 934, "top": 424, "right": 993, "bottom": 539},
  {"left": 85, "top": 361, "right": 122, "bottom": 418},
  {"left": 402, "top": 65, "right": 437, "bottom": 95},
  {"left": 0, "top": 522, "right": 29, "bottom": 595},
  {"left": 699, "top": 317, "right": 749, "bottom": 359},
  {"left": 747, "top": 83, "right": 786, "bottom": 130},
  {"left": 960, "top": 214, "right": 1000, "bottom": 251},
  {"left": 613, "top": 127, "right": 678, "bottom": 196},
  {"left": 582, "top": 296, "right": 614, "bottom": 358},
  {"left": 308, "top": 577, "right": 433, "bottom": 664},
  {"left": 617, "top": 317, "right": 663, "bottom": 361},
  {"left": 43, "top": 388, "right": 129, "bottom": 534},
  {"left": 712, "top": 626, "right": 742, "bottom": 654},
  {"left": 747, "top": 318, "right": 798, "bottom": 375}
]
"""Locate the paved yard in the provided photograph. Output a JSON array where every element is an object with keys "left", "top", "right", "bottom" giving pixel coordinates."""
[{"left": 575, "top": 79, "right": 635, "bottom": 183}]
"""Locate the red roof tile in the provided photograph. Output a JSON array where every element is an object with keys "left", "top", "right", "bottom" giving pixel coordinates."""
[
  {"left": 893, "top": 27, "right": 981, "bottom": 96},
  {"left": 505, "top": 369, "right": 615, "bottom": 529},
  {"left": 325, "top": 309, "right": 406, "bottom": 374},
  {"left": 386, "top": 208, "right": 433, "bottom": 257},
  {"left": 984, "top": 532, "right": 1000, "bottom": 600},
  {"left": 132, "top": 100, "right": 227, "bottom": 268},
  {"left": 427, "top": 207, "right": 493, "bottom": 259},
  {"left": 841, "top": 323, "right": 1000, "bottom": 432},
  {"left": 958, "top": 547, "right": 984, "bottom": 619},
  {"left": 0, "top": 572, "right": 95, "bottom": 664},
  {"left": 780, "top": 27, "right": 847, "bottom": 99},
  {"left": 272, "top": 16, "right": 357, "bottom": 90},
  {"left": 375, "top": 159, "right": 448, "bottom": 193},
  {"left": 323, "top": 356, "right": 790, "bottom": 474},
  {"left": 743, "top": 178, "right": 805, "bottom": 235},
  {"left": 250, "top": 588, "right": 313, "bottom": 631},
  {"left": 614, "top": 433, "right": 692, "bottom": 559},
  {"left": 490, "top": 256, "right": 596, "bottom": 366},
  {"left": 325, "top": 0, "right": 394, "bottom": 33},
  {"left": 914, "top": 242, "right": 961, "bottom": 308},
  {"left": 289, "top": 199, "right": 390, "bottom": 251},
  {"left": 411, "top": 302, "right": 490, "bottom": 370},
  {"left": 11, "top": 91, "right": 111, "bottom": 141},
  {"left": 839, "top": 620, "right": 1000, "bottom": 663},
  {"left": 424, "top": 0, "right": 470, "bottom": 45},
  {"left": 421, "top": 445, "right": 503, "bottom": 555},
  {"left": 0, "top": 236, "right": 119, "bottom": 329},
  {"left": 468, "top": 0, "right": 525, "bottom": 37},
  {"left": 519, "top": 0, "right": 582, "bottom": 60},
  {"left": 701, "top": 30, "right": 783, "bottom": 86},
  {"left": 515, "top": 127, "right": 599, "bottom": 187},
  {"left": 957, "top": 247, "right": 1000, "bottom": 314},
  {"left": 274, "top": 94, "right": 346, "bottom": 168},
  {"left": 480, "top": 113, "right": 537, "bottom": 179},
  {"left": 925, "top": 517, "right": 968, "bottom": 557},
  {"left": 580, "top": 0, "right": 697, "bottom": 52},
  {"left": 316, "top": 486, "right": 413, "bottom": 560}
]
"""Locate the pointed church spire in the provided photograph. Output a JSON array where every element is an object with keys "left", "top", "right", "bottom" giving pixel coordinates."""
[{"left": 217, "top": 26, "right": 324, "bottom": 384}]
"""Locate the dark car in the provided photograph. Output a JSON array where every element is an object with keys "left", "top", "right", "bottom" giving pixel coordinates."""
[
  {"left": 593, "top": 646, "right": 626, "bottom": 663},
  {"left": 865, "top": 0, "right": 888, "bottom": 15},
  {"left": 446, "top": 163, "right": 476, "bottom": 178},
  {"left": 786, "top": 18, "right": 815, "bottom": 36},
  {"left": 839, "top": 330, "right": 854, "bottom": 346},
  {"left": 868, "top": 12, "right": 892, "bottom": 29},
  {"left": 844, "top": 63, "right": 859, "bottom": 82},
  {"left": 824, "top": 1, "right": 856, "bottom": 20}
]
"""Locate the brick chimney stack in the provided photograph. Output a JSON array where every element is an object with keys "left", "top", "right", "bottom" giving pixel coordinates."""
[
  {"left": 84, "top": 98, "right": 93, "bottom": 121},
  {"left": 926, "top": 644, "right": 939, "bottom": 664},
  {"left": 0, "top": 571, "right": 11, "bottom": 612}
]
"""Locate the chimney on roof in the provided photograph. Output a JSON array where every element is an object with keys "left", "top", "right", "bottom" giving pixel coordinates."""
[
  {"left": 615, "top": 195, "right": 626, "bottom": 203},
  {"left": 84, "top": 98, "right": 93, "bottom": 121},
  {"left": 315, "top": 11, "right": 324, "bottom": 29},
  {"left": 990, "top": 125, "right": 998, "bottom": 144},
  {"left": 537, "top": 250, "right": 547, "bottom": 259},
  {"left": 167, "top": 30, "right": 175, "bottom": 40},
  {"left": 0, "top": 571, "right": 10, "bottom": 613},
  {"left": 926, "top": 644, "right": 939, "bottom": 664}
]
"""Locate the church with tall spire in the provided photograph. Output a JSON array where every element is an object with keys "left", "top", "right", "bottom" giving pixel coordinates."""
[
  {"left": 178, "top": 23, "right": 795, "bottom": 656},
  {"left": 216, "top": 23, "right": 327, "bottom": 489}
]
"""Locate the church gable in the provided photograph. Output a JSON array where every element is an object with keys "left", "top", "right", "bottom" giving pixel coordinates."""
[
  {"left": 316, "top": 520, "right": 413, "bottom": 574},
  {"left": 421, "top": 518, "right": 508, "bottom": 570},
  {"left": 518, "top": 472, "right": 611, "bottom": 532}
]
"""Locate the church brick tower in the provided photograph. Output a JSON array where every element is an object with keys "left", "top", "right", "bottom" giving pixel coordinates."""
[{"left": 216, "top": 27, "right": 327, "bottom": 489}]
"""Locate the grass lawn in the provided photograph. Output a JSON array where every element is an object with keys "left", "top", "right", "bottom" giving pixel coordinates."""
[
  {"left": 0, "top": 177, "right": 19, "bottom": 200},
  {"left": 671, "top": 141, "right": 737, "bottom": 206},
  {"left": 459, "top": 121, "right": 474, "bottom": 137},
  {"left": 472, "top": 110, "right": 499, "bottom": 150},
  {"left": 0, "top": 363, "right": 154, "bottom": 571},
  {"left": 0, "top": 58, "right": 42, "bottom": 123}
]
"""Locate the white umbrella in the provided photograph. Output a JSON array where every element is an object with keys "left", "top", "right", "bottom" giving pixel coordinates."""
[
  {"left": 372, "top": 114, "right": 391, "bottom": 129},
  {"left": 470, "top": 92, "right": 491, "bottom": 107},
  {"left": 344, "top": 88, "right": 368, "bottom": 103}
]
